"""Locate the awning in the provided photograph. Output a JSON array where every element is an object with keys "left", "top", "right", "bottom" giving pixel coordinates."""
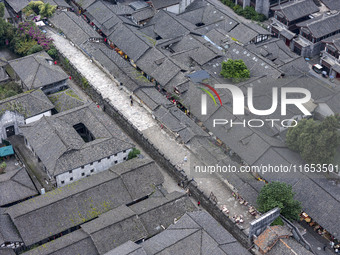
[{"left": 0, "top": 145, "right": 14, "bottom": 157}]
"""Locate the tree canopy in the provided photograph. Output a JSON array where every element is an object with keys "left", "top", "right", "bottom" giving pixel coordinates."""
[
  {"left": 286, "top": 115, "right": 340, "bottom": 164},
  {"left": 23, "top": 1, "right": 56, "bottom": 18},
  {"left": 220, "top": 59, "right": 250, "bottom": 82},
  {"left": 0, "top": 3, "right": 5, "bottom": 18},
  {"left": 257, "top": 181, "right": 301, "bottom": 221}
]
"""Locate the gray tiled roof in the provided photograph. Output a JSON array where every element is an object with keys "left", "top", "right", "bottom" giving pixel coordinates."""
[
  {"left": 136, "top": 47, "right": 181, "bottom": 86},
  {"left": 105, "top": 2, "right": 134, "bottom": 15},
  {"left": 132, "top": 7, "right": 155, "bottom": 22},
  {"left": 22, "top": 191, "right": 193, "bottom": 255},
  {"left": 47, "top": 89, "right": 84, "bottom": 113},
  {"left": 108, "top": 23, "right": 150, "bottom": 62},
  {"left": 179, "top": 2, "right": 238, "bottom": 34},
  {"left": 6, "top": 158, "right": 164, "bottom": 246},
  {"left": 49, "top": 11, "right": 99, "bottom": 46},
  {"left": 51, "top": 0, "right": 70, "bottom": 7},
  {"left": 228, "top": 24, "right": 259, "bottom": 44},
  {"left": 320, "top": 0, "right": 340, "bottom": 10},
  {"left": 43, "top": 0, "right": 70, "bottom": 7},
  {"left": 5, "top": 0, "right": 30, "bottom": 13},
  {"left": 135, "top": 87, "right": 172, "bottom": 111},
  {"left": 322, "top": 33, "right": 340, "bottom": 51},
  {"left": 145, "top": 10, "right": 192, "bottom": 39},
  {"left": 8, "top": 52, "right": 68, "bottom": 90},
  {"left": 22, "top": 229, "right": 99, "bottom": 255},
  {"left": 81, "top": 205, "right": 147, "bottom": 255},
  {"left": 0, "top": 249, "right": 15, "bottom": 255},
  {"left": 129, "top": 191, "right": 196, "bottom": 237},
  {"left": 21, "top": 103, "right": 134, "bottom": 177},
  {"left": 0, "top": 213, "right": 22, "bottom": 245},
  {"left": 246, "top": 39, "right": 302, "bottom": 67},
  {"left": 169, "top": 34, "right": 222, "bottom": 66},
  {"left": 0, "top": 167, "right": 38, "bottom": 207},
  {"left": 103, "top": 241, "right": 147, "bottom": 255},
  {"left": 89, "top": 44, "right": 153, "bottom": 91},
  {"left": 268, "top": 237, "right": 314, "bottom": 255},
  {"left": 85, "top": 1, "right": 115, "bottom": 26},
  {"left": 0, "top": 89, "right": 54, "bottom": 119},
  {"left": 297, "top": 12, "right": 340, "bottom": 39},
  {"left": 271, "top": 0, "right": 319, "bottom": 21},
  {"left": 151, "top": 0, "right": 180, "bottom": 9},
  {"left": 73, "top": 0, "right": 96, "bottom": 9},
  {"left": 223, "top": 44, "right": 282, "bottom": 79},
  {"left": 142, "top": 211, "right": 251, "bottom": 255}
]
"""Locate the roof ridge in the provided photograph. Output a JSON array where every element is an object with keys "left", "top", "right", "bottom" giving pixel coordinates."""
[
  {"left": 29, "top": 89, "right": 54, "bottom": 108},
  {"left": 307, "top": 12, "right": 340, "bottom": 27},
  {"left": 42, "top": 116, "right": 71, "bottom": 175},
  {"left": 10, "top": 167, "right": 37, "bottom": 192},
  {"left": 87, "top": 104, "right": 135, "bottom": 147},
  {"left": 5, "top": 172, "right": 121, "bottom": 219},
  {"left": 186, "top": 212, "right": 229, "bottom": 251},
  {"left": 30, "top": 61, "right": 43, "bottom": 89}
]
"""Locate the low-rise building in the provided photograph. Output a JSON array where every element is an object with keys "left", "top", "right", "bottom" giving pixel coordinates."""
[
  {"left": 6, "top": 158, "right": 164, "bottom": 248},
  {"left": 0, "top": 211, "right": 23, "bottom": 251},
  {"left": 254, "top": 225, "right": 314, "bottom": 255},
  {"left": 293, "top": 12, "right": 340, "bottom": 57},
  {"left": 106, "top": 211, "right": 251, "bottom": 255},
  {"left": 320, "top": 33, "right": 340, "bottom": 78},
  {"left": 0, "top": 89, "right": 54, "bottom": 140},
  {"left": 7, "top": 51, "right": 69, "bottom": 95},
  {"left": 150, "top": 0, "right": 194, "bottom": 14},
  {"left": 270, "top": 0, "right": 319, "bottom": 46},
  {"left": 0, "top": 167, "right": 38, "bottom": 207},
  {"left": 21, "top": 103, "right": 134, "bottom": 187},
  {"left": 21, "top": 191, "right": 195, "bottom": 255}
]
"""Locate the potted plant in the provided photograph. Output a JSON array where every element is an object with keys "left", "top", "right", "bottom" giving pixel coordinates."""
[{"left": 0, "top": 161, "right": 7, "bottom": 174}]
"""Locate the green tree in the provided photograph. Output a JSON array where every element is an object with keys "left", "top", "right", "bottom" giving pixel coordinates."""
[
  {"left": 220, "top": 59, "right": 250, "bottom": 82},
  {"left": 128, "top": 148, "right": 141, "bottom": 160},
  {"left": 27, "top": 44, "right": 43, "bottom": 55},
  {"left": 23, "top": 1, "right": 56, "bottom": 18},
  {"left": 0, "top": 19, "right": 15, "bottom": 47},
  {"left": 47, "top": 47, "right": 58, "bottom": 59},
  {"left": 0, "top": 3, "right": 5, "bottom": 18},
  {"left": 39, "top": 3, "right": 57, "bottom": 18},
  {"left": 286, "top": 116, "right": 340, "bottom": 164},
  {"left": 257, "top": 181, "right": 302, "bottom": 221},
  {"left": 13, "top": 38, "right": 37, "bottom": 56}
]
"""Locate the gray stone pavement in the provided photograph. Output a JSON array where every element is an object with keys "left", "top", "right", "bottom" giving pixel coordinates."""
[{"left": 47, "top": 30, "right": 257, "bottom": 232}]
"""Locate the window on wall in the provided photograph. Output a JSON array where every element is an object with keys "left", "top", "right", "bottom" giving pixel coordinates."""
[
  {"left": 90, "top": 162, "right": 93, "bottom": 166},
  {"left": 90, "top": 169, "right": 94, "bottom": 173},
  {"left": 82, "top": 172, "right": 85, "bottom": 176},
  {"left": 123, "top": 157, "right": 127, "bottom": 160},
  {"left": 70, "top": 177, "right": 73, "bottom": 181},
  {"left": 123, "top": 150, "right": 126, "bottom": 153},
  {"left": 69, "top": 170, "right": 72, "bottom": 174},
  {"left": 61, "top": 181, "right": 65, "bottom": 184},
  {"left": 114, "top": 160, "right": 118, "bottom": 164},
  {"left": 81, "top": 166, "right": 84, "bottom": 169},
  {"left": 98, "top": 159, "right": 101, "bottom": 163},
  {"left": 73, "top": 123, "right": 95, "bottom": 143},
  {"left": 107, "top": 156, "right": 111, "bottom": 159}
]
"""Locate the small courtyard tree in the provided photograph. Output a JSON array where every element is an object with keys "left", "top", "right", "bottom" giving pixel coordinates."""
[
  {"left": 23, "top": 1, "right": 56, "bottom": 18},
  {"left": 286, "top": 115, "right": 340, "bottom": 164},
  {"left": 257, "top": 181, "right": 301, "bottom": 221},
  {"left": 220, "top": 59, "right": 250, "bottom": 82}
]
